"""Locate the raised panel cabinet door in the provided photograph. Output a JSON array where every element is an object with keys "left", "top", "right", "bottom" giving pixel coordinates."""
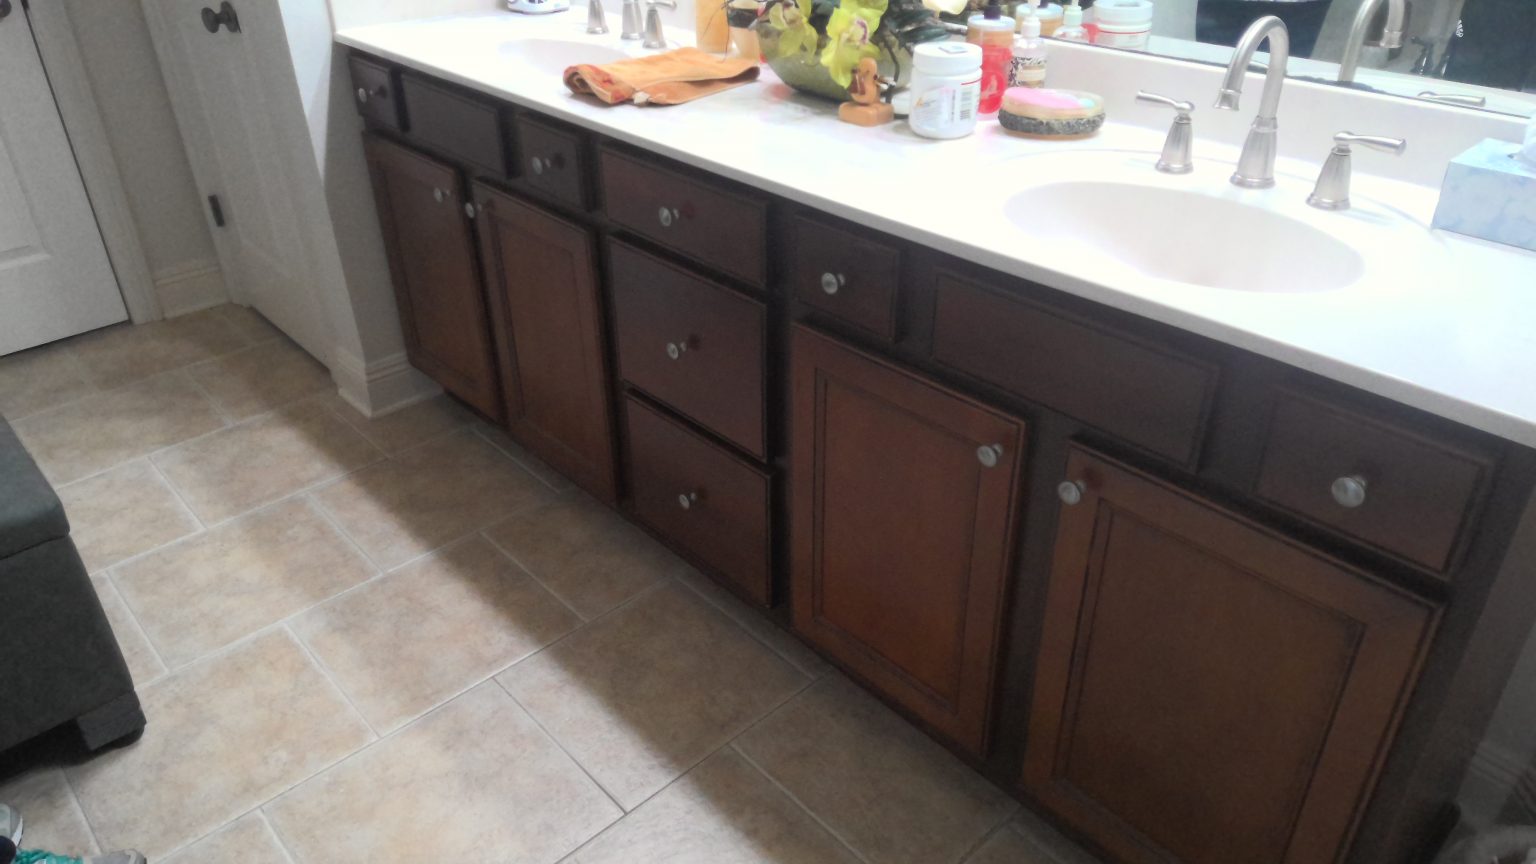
[
  {"left": 789, "top": 324, "right": 1026, "bottom": 756},
  {"left": 1023, "top": 446, "right": 1439, "bottom": 864},
  {"left": 363, "top": 134, "right": 502, "bottom": 420},
  {"left": 475, "top": 184, "right": 617, "bottom": 503}
]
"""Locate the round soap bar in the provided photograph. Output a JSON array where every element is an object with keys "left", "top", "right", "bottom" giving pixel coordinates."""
[{"left": 999, "top": 88, "right": 1106, "bottom": 139}]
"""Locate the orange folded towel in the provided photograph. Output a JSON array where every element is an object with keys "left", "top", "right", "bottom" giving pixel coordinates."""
[{"left": 564, "top": 47, "right": 760, "bottom": 106}]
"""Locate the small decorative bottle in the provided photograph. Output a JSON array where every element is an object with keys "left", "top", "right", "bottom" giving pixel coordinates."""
[
  {"left": 966, "top": 1, "right": 1015, "bottom": 114},
  {"left": 1055, "top": 0, "right": 1089, "bottom": 41},
  {"left": 1009, "top": 12, "right": 1048, "bottom": 88}
]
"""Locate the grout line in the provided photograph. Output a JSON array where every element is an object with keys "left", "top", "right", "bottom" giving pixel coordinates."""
[
  {"left": 480, "top": 528, "right": 591, "bottom": 622},
  {"left": 180, "top": 364, "right": 240, "bottom": 428},
  {"left": 285, "top": 623, "right": 380, "bottom": 740},
  {"left": 730, "top": 739, "right": 874, "bottom": 864},
  {"left": 469, "top": 422, "right": 571, "bottom": 494},
  {"left": 494, "top": 679, "right": 630, "bottom": 816},
  {"left": 305, "top": 491, "right": 389, "bottom": 576},
  {"left": 146, "top": 457, "right": 208, "bottom": 532},
  {"left": 257, "top": 810, "right": 304, "bottom": 864},
  {"left": 956, "top": 811, "right": 1020, "bottom": 864},
  {"left": 672, "top": 571, "right": 826, "bottom": 680},
  {"left": 100, "top": 567, "right": 171, "bottom": 686},
  {"left": 56, "top": 768, "right": 106, "bottom": 858}
]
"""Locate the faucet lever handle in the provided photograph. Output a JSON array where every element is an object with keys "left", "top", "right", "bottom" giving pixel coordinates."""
[
  {"left": 1136, "top": 90, "right": 1195, "bottom": 117},
  {"left": 1333, "top": 132, "right": 1407, "bottom": 155}
]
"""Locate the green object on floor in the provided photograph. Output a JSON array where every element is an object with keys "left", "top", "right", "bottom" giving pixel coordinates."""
[{"left": 17, "top": 852, "right": 83, "bottom": 864}]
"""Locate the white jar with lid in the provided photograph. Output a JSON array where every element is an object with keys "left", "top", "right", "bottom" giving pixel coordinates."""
[
  {"left": 1091, "top": 0, "right": 1152, "bottom": 50},
  {"left": 907, "top": 43, "right": 983, "bottom": 140}
]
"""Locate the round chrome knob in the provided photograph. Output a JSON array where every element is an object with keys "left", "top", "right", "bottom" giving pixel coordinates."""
[
  {"left": 464, "top": 201, "right": 477, "bottom": 219},
  {"left": 1057, "top": 480, "right": 1085, "bottom": 506},
  {"left": 820, "top": 272, "right": 846, "bottom": 295},
  {"left": 1331, "top": 475, "right": 1368, "bottom": 509},
  {"left": 665, "top": 340, "right": 689, "bottom": 360},
  {"left": 433, "top": 187, "right": 446, "bottom": 204},
  {"left": 658, "top": 206, "right": 679, "bottom": 228},
  {"left": 976, "top": 444, "right": 1002, "bottom": 468},
  {"left": 356, "top": 87, "right": 370, "bottom": 105},
  {"left": 678, "top": 492, "right": 698, "bottom": 510},
  {"left": 530, "top": 157, "right": 546, "bottom": 176}
]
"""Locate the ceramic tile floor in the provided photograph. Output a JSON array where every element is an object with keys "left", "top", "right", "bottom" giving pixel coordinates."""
[{"left": 0, "top": 306, "right": 1101, "bottom": 864}]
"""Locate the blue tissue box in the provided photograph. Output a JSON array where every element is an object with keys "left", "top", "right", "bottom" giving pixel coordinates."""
[{"left": 1432, "top": 138, "right": 1536, "bottom": 253}]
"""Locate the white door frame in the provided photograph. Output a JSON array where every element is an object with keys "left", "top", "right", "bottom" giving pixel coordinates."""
[{"left": 24, "top": 0, "right": 163, "bottom": 324}]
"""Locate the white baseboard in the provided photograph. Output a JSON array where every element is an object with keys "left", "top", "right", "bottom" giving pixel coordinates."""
[
  {"left": 331, "top": 348, "right": 440, "bottom": 418},
  {"left": 153, "top": 260, "right": 229, "bottom": 318},
  {"left": 1462, "top": 741, "right": 1536, "bottom": 828}
]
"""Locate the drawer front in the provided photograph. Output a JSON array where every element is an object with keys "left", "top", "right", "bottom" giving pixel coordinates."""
[
  {"left": 401, "top": 73, "right": 506, "bottom": 177},
  {"left": 791, "top": 213, "right": 901, "bottom": 340},
  {"left": 515, "top": 116, "right": 589, "bottom": 210},
  {"left": 931, "top": 270, "right": 1219, "bottom": 465},
  {"left": 599, "top": 146, "right": 767, "bottom": 287},
  {"left": 1255, "top": 391, "right": 1491, "bottom": 574},
  {"left": 626, "top": 395, "right": 773, "bottom": 607},
  {"left": 610, "top": 240, "right": 767, "bottom": 458},
  {"left": 348, "top": 57, "right": 402, "bottom": 131}
]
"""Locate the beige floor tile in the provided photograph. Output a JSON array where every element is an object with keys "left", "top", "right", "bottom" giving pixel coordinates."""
[
  {"left": 67, "top": 308, "right": 250, "bottom": 389},
  {"left": 1009, "top": 809, "right": 1103, "bottom": 864},
  {"left": 322, "top": 392, "right": 473, "bottom": 454},
  {"left": 475, "top": 423, "right": 574, "bottom": 492},
  {"left": 162, "top": 814, "right": 290, "bottom": 864},
  {"left": 154, "top": 400, "right": 382, "bottom": 525},
  {"left": 486, "top": 496, "right": 681, "bottom": 619},
  {"left": 213, "top": 304, "right": 283, "bottom": 345},
  {"left": 114, "top": 498, "right": 376, "bottom": 667},
  {"left": 66, "top": 630, "right": 372, "bottom": 859},
  {"left": 735, "top": 676, "right": 1015, "bottom": 864},
  {"left": 267, "top": 682, "right": 619, "bottom": 864},
  {"left": 12, "top": 373, "right": 225, "bottom": 484},
  {"left": 499, "top": 583, "right": 807, "bottom": 808},
  {"left": 965, "top": 824, "right": 1059, "bottom": 864},
  {"left": 92, "top": 574, "right": 167, "bottom": 686},
  {"left": 58, "top": 460, "right": 201, "bottom": 572},
  {"left": 677, "top": 567, "right": 830, "bottom": 679},
  {"left": 0, "top": 768, "right": 100, "bottom": 857},
  {"left": 295, "top": 536, "right": 579, "bottom": 733},
  {"left": 570, "top": 748, "right": 859, "bottom": 864},
  {"left": 188, "top": 339, "right": 331, "bottom": 420},
  {"left": 314, "top": 428, "right": 556, "bottom": 570},
  {"left": 0, "top": 341, "right": 96, "bottom": 420}
]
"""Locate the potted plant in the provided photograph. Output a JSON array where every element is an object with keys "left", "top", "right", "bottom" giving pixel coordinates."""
[{"left": 751, "top": 0, "right": 953, "bottom": 101}]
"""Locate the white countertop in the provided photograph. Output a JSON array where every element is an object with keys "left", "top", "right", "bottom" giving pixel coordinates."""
[{"left": 337, "top": 12, "right": 1536, "bottom": 449}]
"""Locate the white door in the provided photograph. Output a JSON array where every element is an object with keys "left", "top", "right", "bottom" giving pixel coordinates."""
[
  {"left": 141, "top": 0, "right": 329, "bottom": 362},
  {"left": 0, "top": 4, "right": 127, "bottom": 356}
]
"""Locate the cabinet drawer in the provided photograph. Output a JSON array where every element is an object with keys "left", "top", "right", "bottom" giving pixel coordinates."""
[
  {"left": 514, "top": 115, "right": 589, "bottom": 210},
  {"left": 791, "top": 213, "right": 901, "bottom": 340},
  {"left": 610, "top": 240, "right": 767, "bottom": 459},
  {"left": 401, "top": 73, "right": 506, "bottom": 177},
  {"left": 930, "top": 270, "right": 1219, "bottom": 465},
  {"left": 599, "top": 146, "right": 767, "bottom": 287},
  {"left": 626, "top": 396, "right": 772, "bottom": 607},
  {"left": 1255, "top": 391, "right": 1492, "bottom": 574},
  {"left": 348, "top": 56, "right": 402, "bottom": 131}
]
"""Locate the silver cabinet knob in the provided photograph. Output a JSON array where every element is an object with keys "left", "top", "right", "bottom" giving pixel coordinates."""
[
  {"left": 665, "top": 340, "right": 689, "bottom": 360},
  {"left": 356, "top": 87, "right": 370, "bottom": 105},
  {"left": 976, "top": 444, "right": 1003, "bottom": 468},
  {"left": 658, "top": 206, "right": 680, "bottom": 228},
  {"left": 678, "top": 492, "right": 698, "bottom": 510},
  {"left": 1331, "top": 475, "right": 1368, "bottom": 508},
  {"left": 530, "top": 157, "right": 546, "bottom": 176},
  {"left": 820, "top": 272, "right": 845, "bottom": 295},
  {"left": 1057, "top": 480, "right": 1085, "bottom": 506},
  {"left": 433, "top": 187, "right": 446, "bottom": 204},
  {"left": 463, "top": 201, "right": 477, "bottom": 219}
]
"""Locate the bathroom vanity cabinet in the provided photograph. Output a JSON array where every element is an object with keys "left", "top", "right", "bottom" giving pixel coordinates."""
[{"left": 350, "top": 54, "right": 1536, "bottom": 864}]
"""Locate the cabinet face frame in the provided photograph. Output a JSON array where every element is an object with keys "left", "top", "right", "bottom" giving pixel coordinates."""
[
  {"left": 789, "top": 324, "right": 1027, "bottom": 756},
  {"left": 1023, "top": 445, "right": 1439, "bottom": 864}
]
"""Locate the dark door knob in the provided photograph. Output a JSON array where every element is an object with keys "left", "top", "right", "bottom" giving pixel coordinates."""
[
  {"left": 0, "top": 0, "right": 13, "bottom": 22},
  {"left": 201, "top": 1, "right": 241, "bottom": 33}
]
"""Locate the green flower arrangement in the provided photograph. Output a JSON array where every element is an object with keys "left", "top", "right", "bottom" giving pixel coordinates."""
[{"left": 753, "top": 0, "right": 950, "bottom": 100}]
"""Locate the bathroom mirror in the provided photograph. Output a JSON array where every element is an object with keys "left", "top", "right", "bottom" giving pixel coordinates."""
[{"left": 1056, "top": 0, "right": 1536, "bottom": 117}]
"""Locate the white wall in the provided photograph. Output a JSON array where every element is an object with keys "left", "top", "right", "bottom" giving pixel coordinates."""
[
  {"left": 59, "top": 0, "right": 227, "bottom": 316},
  {"left": 329, "top": 0, "right": 501, "bottom": 29}
]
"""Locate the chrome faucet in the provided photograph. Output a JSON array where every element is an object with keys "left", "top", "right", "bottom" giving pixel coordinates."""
[
  {"left": 642, "top": 0, "right": 677, "bottom": 49},
  {"left": 1214, "top": 16, "right": 1289, "bottom": 189},
  {"left": 586, "top": 0, "right": 610, "bottom": 34},
  {"left": 1307, "top": 131, "right": 1406, "bottom": 211},
  {"left": 1337, "top": 0, "right": 1406, "bottom": 84},
  {"left": 621, "top": 0, "right": 644, "bottom": 40}
]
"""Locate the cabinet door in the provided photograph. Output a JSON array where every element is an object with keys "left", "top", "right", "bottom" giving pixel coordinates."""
[
  {"left": 789, "top": 325, "right": 1025, "bottom": 756},
  {"left": 475, "top": 184, "right": 617, "bottom": 504},
  {"left": 1024, "top": 447, "right": 1438, "bottom": 864},
  {"left": 363, "top": 134, "right": 502, "bottom": 419}
]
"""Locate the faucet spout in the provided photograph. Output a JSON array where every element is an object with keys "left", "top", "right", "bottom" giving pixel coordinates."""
[
  {"left": 1215, "top": 16, "right": 1289, "bottom": 188},
  {"left": 1338, "top": 0, "right": 1407, "bottom": 83}
]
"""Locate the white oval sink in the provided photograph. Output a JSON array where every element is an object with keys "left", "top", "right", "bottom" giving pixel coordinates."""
[
  {"left": 1005, "top": 181, "right": 1366, "bottom": 293},
  {"left": 501, "top": 38, "right": 629, "bottom": 74}
]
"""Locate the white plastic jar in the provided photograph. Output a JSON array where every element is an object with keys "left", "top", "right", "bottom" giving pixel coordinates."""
[
  {"left": 907, "top": 43, "right": 984, "bottom": 140},
  {"left": 1091, "top": 0, "right": 1152, "bottom": 50}
]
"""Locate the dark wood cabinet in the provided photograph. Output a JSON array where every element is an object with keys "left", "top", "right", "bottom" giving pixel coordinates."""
[
  {"left": 475, "top": 184, "right": 617, "bottom": 503},
  {"left": 363, "top": 133, "right": 502, "bottom": 419},
  {"left": 1023, "top": 446, "right": 1438, "bottom": 864},
  {"left": 789, "top": 324, "right": 1026, "bottom": 756}
]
